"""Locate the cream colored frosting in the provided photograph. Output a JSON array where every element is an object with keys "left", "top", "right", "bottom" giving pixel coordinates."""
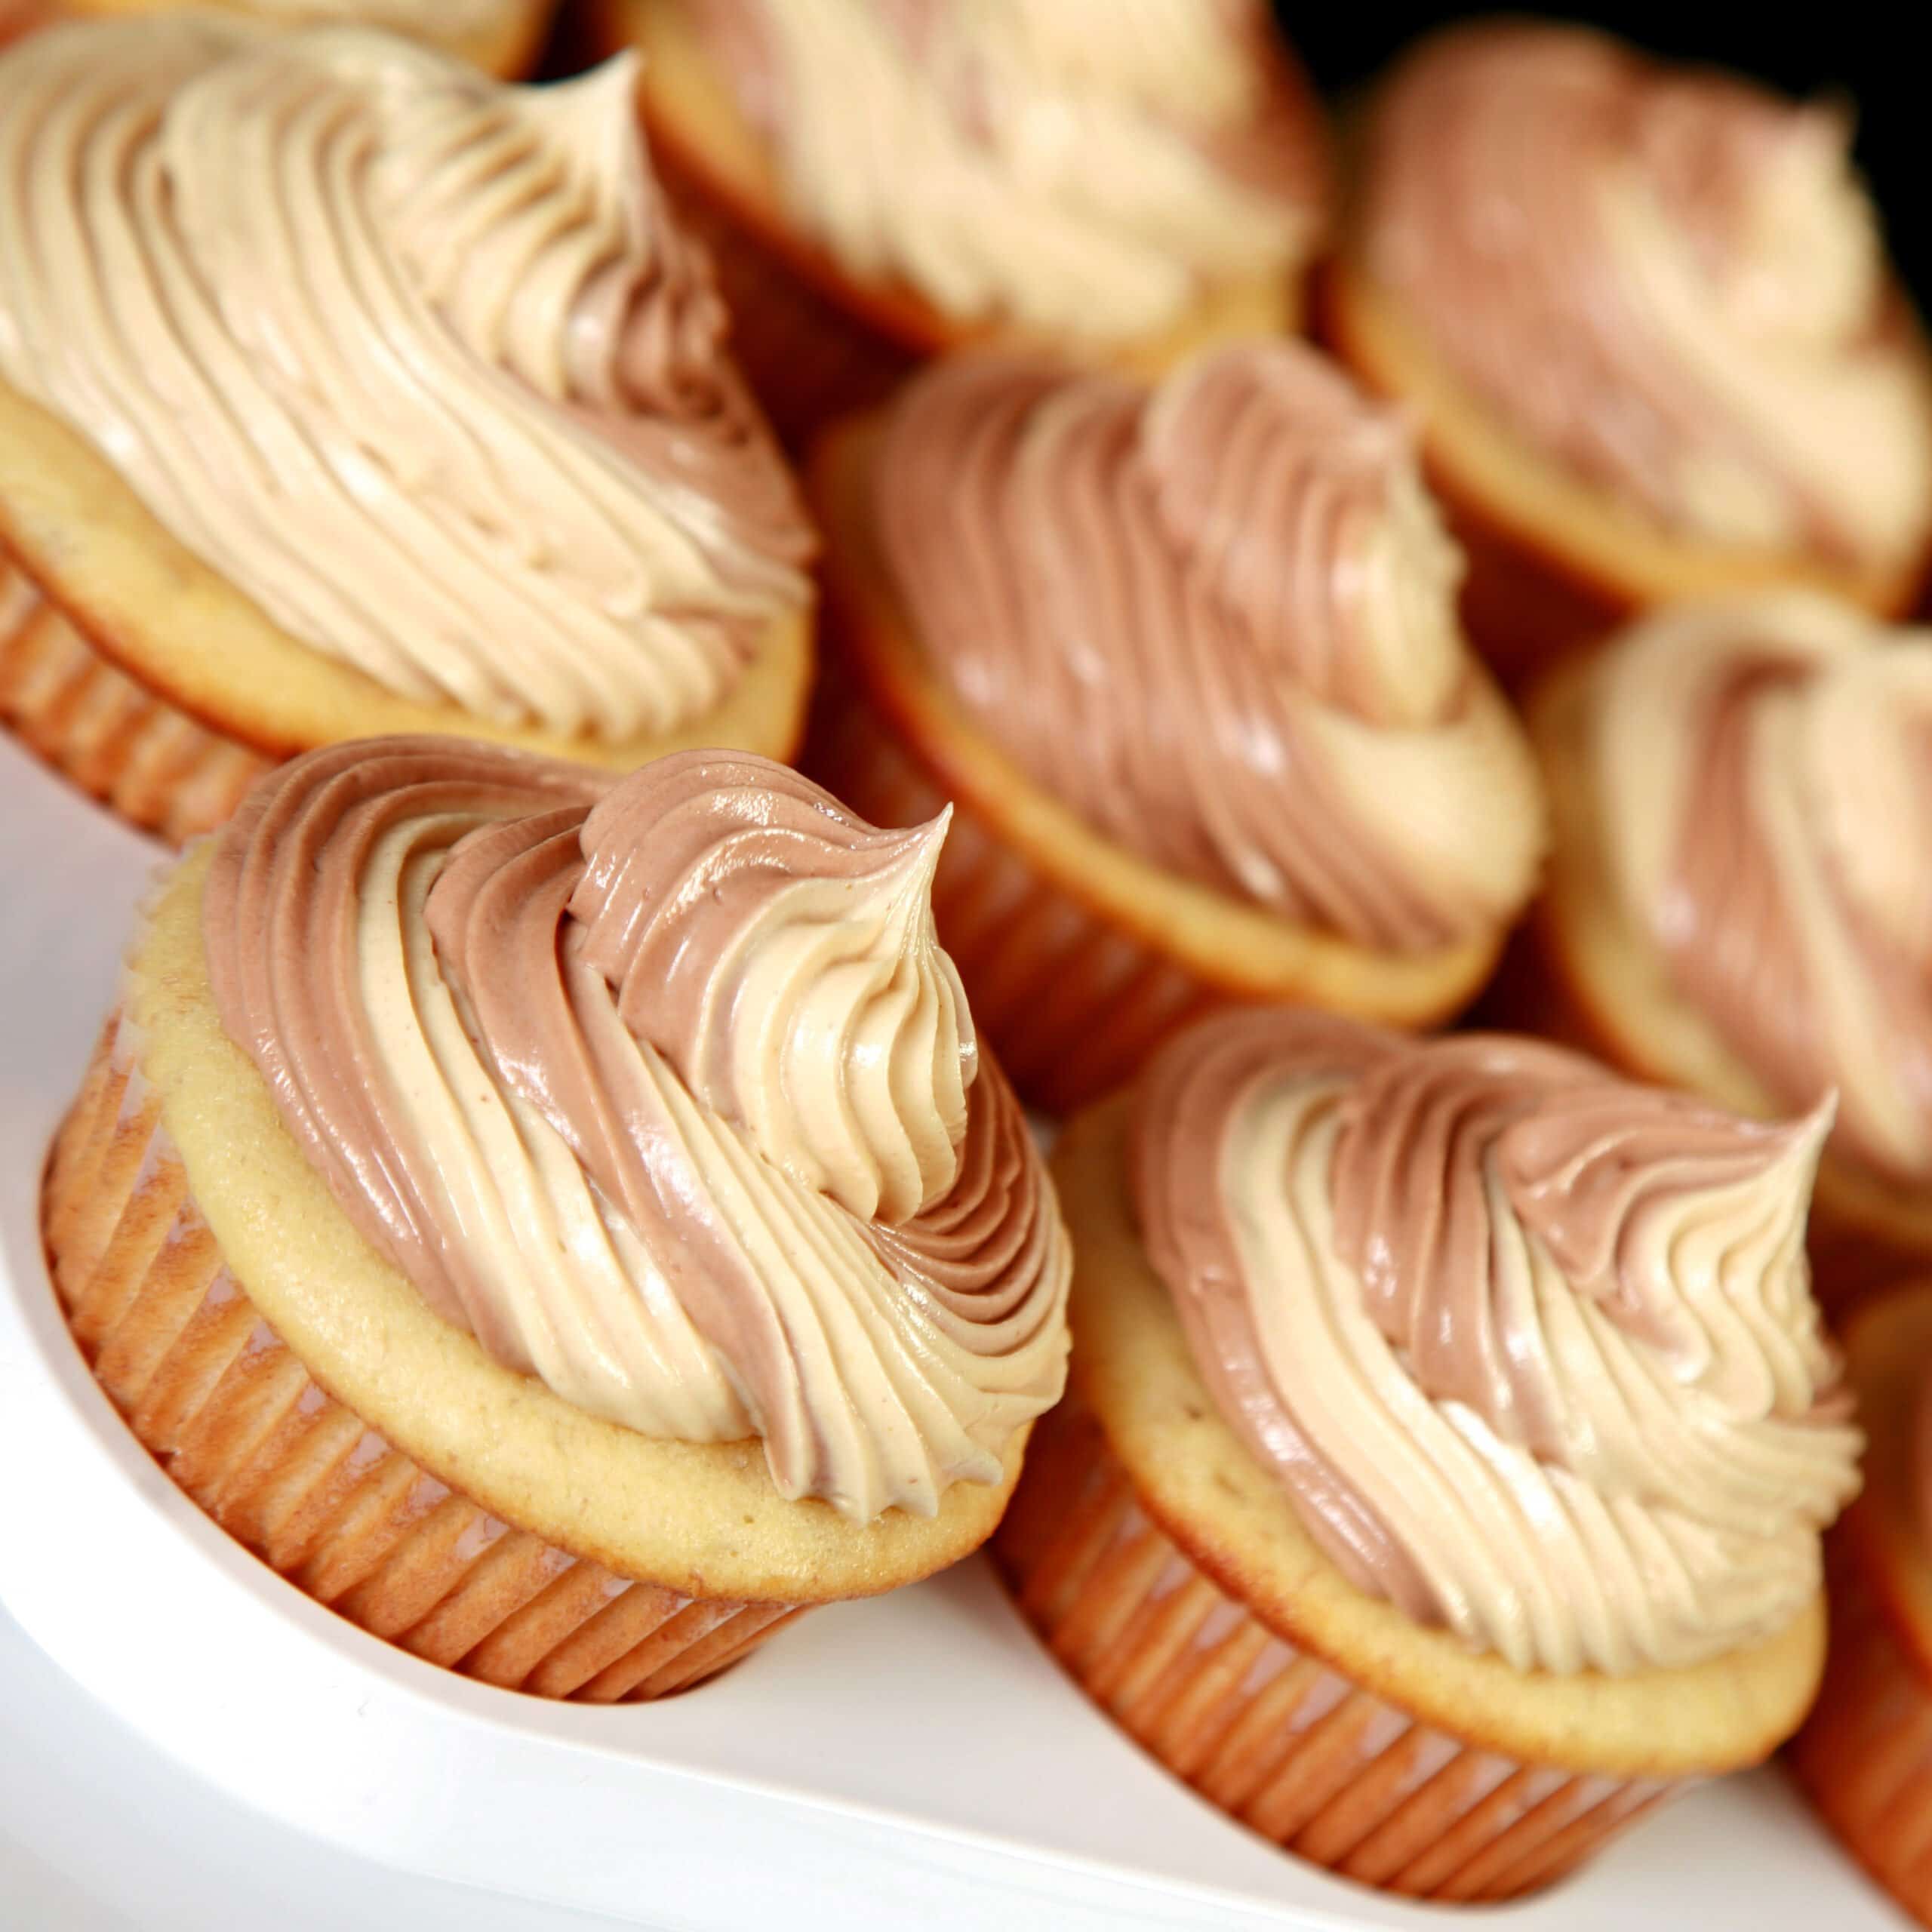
[
  {"left": 875, "top": 343, "right": 1545, "bottom": 948},
  {"left": 1589, "top": 593, "right": 1932, "bottom": 1187},
  {"left": 690, "top": 0, "right": 1326, "bottom": 340},
  {"left": 0, "top": 20, "right": 812, "bottom": 741},
  {"left": 201, "top": 740, "right": 1070, "bottom": 1522},
  {"left": 1134, "top": 1011, "right": 1860, "bottom": 1676},
  {"left": 1361, "top": 24, "right": 1932, "bottom": 566}
]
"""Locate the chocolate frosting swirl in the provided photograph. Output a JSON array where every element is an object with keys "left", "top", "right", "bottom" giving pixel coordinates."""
[
  {"left": 0, "top": 20, "right": 813, "bottom": 740},
  {"left": 1134, "top": 1010, "right": 1858, "bottom": 1675},
  {"left": 1590, "top": 594, "right": 1932, "bottom": 1189},
  {"left": 201, "top": 739, "right": 1069, "bottom": 1521},
  {"left": 875, "top": 343, "right": 1544, "bottom": 949},
  {"left": 687, "top": 0, "right": 1326, "bottom": 340},
  {"left": 1358, "top": 23, "right": 1932, "bottom": 566}
]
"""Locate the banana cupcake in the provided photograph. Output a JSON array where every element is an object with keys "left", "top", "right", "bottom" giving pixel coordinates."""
[
  {"left": 48, "top": 0, "right": 554, "bottom": 75},
  {"left": 589, "top": 0, "right": 1331, "bottom": 445},
  {"left": 1527, "top": 593, "right": 1932, "bottom": 1303},
  {"left": 999, "top": 1008, "right": 1859, "bottom": 1900},
  {"left": 1325, "top": 23, "right": 1932, "bottom": 681},
  {"left": 0, "top": 20, "right": 814, "bottom": 844},
  {"left": 810, "top": 340, "right": 1546, "bottom": 1112},
  {"left": 42, "top": 739, "right": 1070, "bottom": 1700},
  {"left": 1793, "top": 1283, "right": 1932, "bottom": 1927}
]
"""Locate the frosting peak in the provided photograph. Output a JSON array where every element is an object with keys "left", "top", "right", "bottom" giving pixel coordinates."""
[
  {"left": 0, "top": 20, "right": 813, "bottom": 741},
  {"left": 1361, "top": 25, "right": 1932, "bottom": 565},
  {"left": 876, "top": 342, "right": 1543, "bottom": 948},
  {"left": 1134, "top": 1011, "right": 1859, "bottom": 1675},
  {"left": 204, "top": 740, "right": 1068, "bottom": 1522}
]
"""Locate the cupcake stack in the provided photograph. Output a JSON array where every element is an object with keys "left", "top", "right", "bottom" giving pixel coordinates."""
[{"left": 3, "top": 2, "right": 1932, "bottom": 1923}]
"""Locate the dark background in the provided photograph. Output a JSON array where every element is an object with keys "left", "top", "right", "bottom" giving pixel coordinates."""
[{"left": 1276, "top": 7, "right": 1925, "bottom": 298}]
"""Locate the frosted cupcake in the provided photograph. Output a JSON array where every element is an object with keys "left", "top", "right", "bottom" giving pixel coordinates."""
[
  {"left": 42, "top": 0, "right": 554, "bottom": 75},
  {"left": 810, "top": 340, "right": 1546, "bottom": 1110},
  {"left": 589, "top": 0, "right": 1331, "bottom": 445},
  {"left": 1527, "top": 593, "right": 1932, "bottom": 1303},
  {"left": 0, "top": 20, "right": 814, "bottom": 844},
  {"left": 1001, "top": 1010, "right": 1859, "bottom": 1899},
  {"left": 1325, "top": 23, "right": 1932, "bottom": 680},
  {"left": 42, "top": 740, "right": 1069, "bottom": 1698}
]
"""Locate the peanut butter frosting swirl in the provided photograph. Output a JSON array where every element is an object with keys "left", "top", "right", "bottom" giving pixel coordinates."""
[
  {"left": 1359, "top": 23, "right": 1932, "bottom": 566},
  {"left": 1589, "top": 594, "right": 1932, "bottom": 1190},
  {"left": 199, "top": 739, "right": 1069, "bottom": 1522},
  {"left": 875, "top": 343, "right": 1545, "bottom": 949},
  {"left": 0, "top": 20, "right": 812, "bottom": 741},
  {"left": 1134, "top": 1011, "right": 1859, "bottom": 1675},
  {"left": 687, "top": 0, "right": 1326, "bottom": 340}
]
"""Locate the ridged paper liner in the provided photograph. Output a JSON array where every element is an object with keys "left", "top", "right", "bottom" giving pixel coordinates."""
[
  {"left": 992, "top": 1401, "right": 1681, "bottom": 1903},
  {"left": 0, "top": 586, "right": 269, "bottom": 846},
  {"left": 649, "top": 137, "right": 915, "bottom": 453},
  {"left": 41, "top": 1013, "right": 804, "bottom": 1701},
  {"left": 1791, "top": 1528, "right": 1932, "bottom": 1924},
  {"left": 812, "top": 682, "right": 1222, "bottom": 1115}
]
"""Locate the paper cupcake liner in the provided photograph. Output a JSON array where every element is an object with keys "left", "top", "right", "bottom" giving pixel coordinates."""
[
  {"left": 992, "top": 1401, "right": 1681, "bottom": 1902},
  {"left": 0, "top": 586, "right": 270, "bottom": 845},
  {"left": 648, "top": 139, "right": 916, "bottom": 453},
  {"left": 812, "top": 683, "right": 1223, "bottom": 1115},
  {"left": 1790, "top": 1529, "right": 1932, "bottom": 1926},
  {"left": 41, "top": 1013, "right": 804, "bottom": 1702}
]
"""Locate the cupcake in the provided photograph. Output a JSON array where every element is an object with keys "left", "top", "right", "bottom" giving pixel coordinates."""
[
  {"left": 1527, "top": 592, "right": 1932, "bottom": 1304},
  {"left": 809, "top": 340, "right": 1546, "bottom": 1112},
  {"left": 44, "top": 0, "right": 555, "bottom": 75},
  {"left": 42, "top": 739, "right": 1071, "bottom": 1699},
  {"left": 1324, "top": 23, "right": 1932, "bottom": 681},
  {"left": 998, "top": 1008, "right": 1859, "bottom": 1900},
  {"left": 1792, "top": 1284, "right": 1932, "bottom": 1926},
  {"left": 0, "top": 20, "right": 814, "bottom": 844},
  {"left": 590, "top": 0, "right": 1331, "bottom": 445}
]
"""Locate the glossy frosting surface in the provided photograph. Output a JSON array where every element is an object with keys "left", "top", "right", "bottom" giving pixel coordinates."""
[
  {"left": 201, "top": 739, "right": 1070, "bottom": 1522},
  {"left": 875, "top": 343, "right": 1544, "bottom": 948},
  {"left": 688, "top": 0, "right": 1326, "bottom": 340},
  {"left": 1134, "top": 1009, "right": 1859, "bottom": 1674},
  {"left": 1359, "top": 23, "right": 1932, "bottom": 565},
  {"left": 0, "top": 20, "right": 812, "bottom": 740}
]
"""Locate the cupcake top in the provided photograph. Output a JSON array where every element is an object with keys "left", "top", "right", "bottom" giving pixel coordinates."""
[
  {"left": 1358, "top": 23, "right": 1932, "bottom": 568},
  {"left": 874, "top": 342, "right": 1545, "bottom": 949},
  {"left": 199, "top": 739, "right": 1070, "bottom": 1522},
  {"left": 1587, "top": 593, "right": 1932, "bottom": 1191},
  {"left": 686, "top": 0, "right": 1327, "bottom": 342},
  {"left": 0, "top": 20, "right": 813, "bottom": 743},
  {"left": 1134, "top": 1011, "right": 1859, "bottom": 1675}
]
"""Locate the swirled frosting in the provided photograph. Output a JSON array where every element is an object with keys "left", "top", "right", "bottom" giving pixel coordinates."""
[
  {"left": 875, "top": 343, "right": 1545, "bottom": 949},
  {"left": 1134, "top": 1010, "right": 1858, "bottom": 1675},
  {"left": 1358, "top": 23, "right": 1932, "bottom": 567},
  {"left": 199, "top": 739, "right": 1069, "bottom": 1521},
  {"left": 1588, "top": 594, "right": 1932, "bottom": 1189},
  {"left": 686, "top": 0, "right": 1326, "bottom": 341},
  {"left": 0, "top": 20, "right": 812, "bottom": 741}
]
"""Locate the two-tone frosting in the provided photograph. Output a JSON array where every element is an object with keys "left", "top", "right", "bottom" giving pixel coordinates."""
[
  {"left": 1134, "top": 1010, "right": 1860, "bottom": 1675},
  {"left": 687, "top": 0, "right": 1327, "bottom": 342},
  {"left": 1358, "top": 24, "right": 1932, "bottom": 567},
  {"left": 1588, "top": 594, "right": 1932, "bottom": 1190},
  {"left": 0, "top": 20, "right": 812, "bottom": 741},
  {"left": 200, "top": 740, "right": 1070, "bottom": 1522},
  {"left": 875, "top": 343, "right": 1545, "bottom": 949}
]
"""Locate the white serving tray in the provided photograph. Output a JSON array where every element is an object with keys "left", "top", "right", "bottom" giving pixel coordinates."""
[{"left": 0, "top": 731, "right": 1906, "bottom": 1932}]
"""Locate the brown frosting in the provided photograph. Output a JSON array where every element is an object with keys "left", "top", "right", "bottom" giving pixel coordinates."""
[
  {"left": 1358, "top": 23, "right": 1932, "bottom": 567},
  {"left": 1590, "top": 595, "right": 1932, "bottom": 1189},
  {"left": 200, "top": 738, "right": 1069, "bottom": 1521},
  {"left": 875, "top": 343, "right": 1544, "bottom": 949},
  {"left": 0, "top": 20, "right": 813, "bottom": 740},
  {"left": 1134, "top": 1008, "right": 1858, "bottom": 1674}
]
